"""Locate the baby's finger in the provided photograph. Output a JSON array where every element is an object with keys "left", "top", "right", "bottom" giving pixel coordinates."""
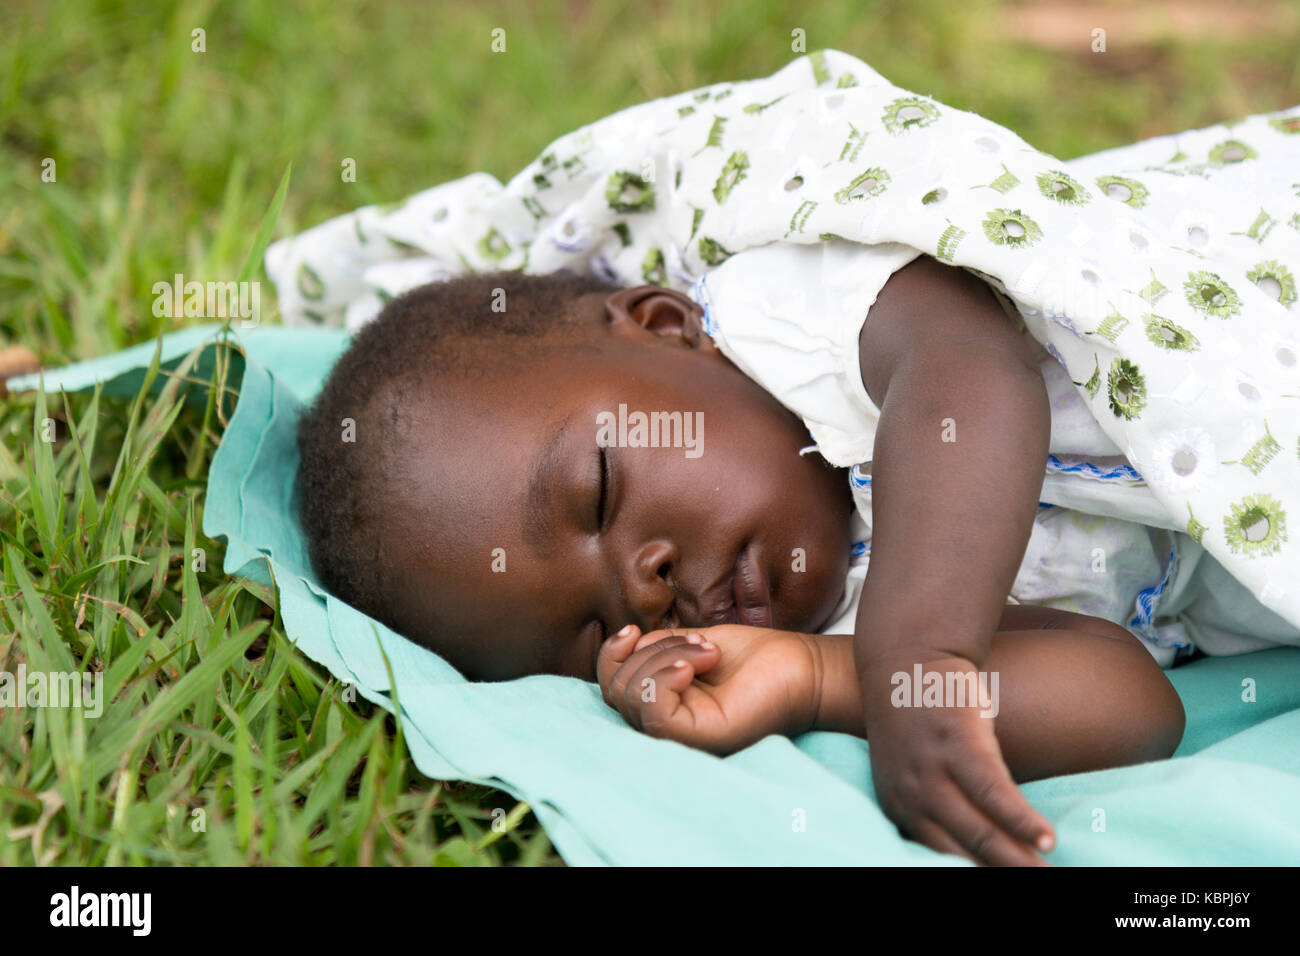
[
  {"left": 622, "top": 658, "right": 699, "bottom": 734},
  {"left": 907, "top": 814, "right": 1048, "bottom": 868},
  {"left": 631, "top": 627, "right": 699, "bottom": 654},
  {"left": 615, "top": 640, "right": 720, "bottom": 725},
  {"left": 921, "top": 782, "right": 1051, "bottom": 867},
  {"left": 951, "top": 751, "right": 1056, "bottom": 856},
  {"left": 601, "top": 633, "right": 709, "bottom": 712},
  {"left": 906, "top": 816, "right": 987, "bottom": 867},
  {"left": 596, "top": 624, "right": 645, "bottom": 691}
]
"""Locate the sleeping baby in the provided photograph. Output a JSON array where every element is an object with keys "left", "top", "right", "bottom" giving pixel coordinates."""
[
  {"left": 294, "top": 261, "right": 1190, "bottom": 868},
  {"left": 283, "top": 49, "right": 1300, "bottom": 867}
]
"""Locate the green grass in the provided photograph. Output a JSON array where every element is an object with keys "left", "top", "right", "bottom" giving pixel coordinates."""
[
  {"left": 0, "top": 329, "right": 555, "bottom": 865},
  {"left": 1, "top": 0, "right": 1296, "bottom": 865}
]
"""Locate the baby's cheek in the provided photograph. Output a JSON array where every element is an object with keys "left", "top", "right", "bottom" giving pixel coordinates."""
[{"left": 785, "top": 530, "right": 853, "bottom": 631}]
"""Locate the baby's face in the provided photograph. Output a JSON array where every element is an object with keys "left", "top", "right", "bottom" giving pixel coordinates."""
[{"left": 389, "top": 285, "right": 854, "bottom": 681}]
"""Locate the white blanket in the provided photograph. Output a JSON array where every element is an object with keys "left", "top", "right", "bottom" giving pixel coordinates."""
[{"left": 266, "top": 49, "right": 1300, "bottom": 647}]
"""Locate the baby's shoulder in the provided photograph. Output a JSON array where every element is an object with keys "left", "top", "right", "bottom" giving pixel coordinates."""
[{"left": 860, "top": 253, "right": 1042, "bottom": 393}]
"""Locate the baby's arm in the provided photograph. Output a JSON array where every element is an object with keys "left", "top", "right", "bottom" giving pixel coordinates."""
[
  {"left": 854, "top": 254, "right": 1059, "bottom": 863},
  {"left": 596, "top": 608, "right": 1185, "bottom": 783},
  {"left": 812, "top": 608, "right": 1186, "bottom": 782}
]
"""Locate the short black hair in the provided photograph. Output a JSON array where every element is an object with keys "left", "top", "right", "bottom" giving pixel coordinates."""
[{"left": 295, "top": 270, "right": 623, "bottom": 648}]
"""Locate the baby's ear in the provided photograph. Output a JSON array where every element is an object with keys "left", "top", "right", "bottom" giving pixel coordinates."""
[{"left": 606, "top": 286, "right": 714, "bottom": 350}]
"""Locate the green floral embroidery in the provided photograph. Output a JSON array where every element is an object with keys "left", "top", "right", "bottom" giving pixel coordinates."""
[
  {"left": 1184, "top": 270, "right": 1242, "bottom": 318},
  {"left": 1096, "top": 175, "right": 1148, "bottom": 208},
  {"left": 1143, "top": 314, "right": 1200, "bottom": 351},
  {"left": 1068, "top": 511, "right": 1109, "bottom": 533},
  {"left": 1224, "top": 493, "right": 1287, "bottom": 557},
  {"left": 921, "top": 187, "right": 947, "bottom": 205},
  {"left": 835, "top": 72, "right": 859, "bottom": 88},
  {"left": 688, "top": 207, "right": 704, "bottom": 240},
  {"left": 698, "top": 237, "right": 733, "bottom": 265},
  {"left": 1096, "top": 311, "right": 1130, "bottom": 343},
  {"left": 742, "top": 94, "right": 788, "bottom": 115},
  {"left": 834, "top": 167, "right": 890, "bottom": 203},
  {"left": 606, "top": 172, "right": 656, "bottom": 213},
  {"left": 297, "top": 263, "right": 325, "bottom": 301},
  {"left": 982, "top": 208, "right": 1043, "bottom": 248},
  {"left": 641, "top": 247, "right": 666, "bottom": 286},
  {"left": 477, "top": 228, "right": 510, "bottom": 263},
  {"left": 561, "top": 156, "right": 587, "bottom": 180},
  {"left": 1233, "top": 209, "right": 1278, "bottom": 243},
  {"left": 1186, "top": 504, "right": 1207, "bottom": 545},
  {"left": 1107, "top": 357, "right": 1147, "bottom": 420},
  {"left": 1037, "top": 170, "right": 1090, "bottom": 205},
  {"left": 1082, "top": 354, "right": 1101, "bottom": 398},
  {"left": 1238, "top": 422, "right": 1281, "bottom": 476},
  {"left": 694, "top": 116, "right": 727, "bottom": 155},
  {"left": 713, "top": 151, "right": 750, "bottom": 204},
  {"left": 1138, "top": 270, "right": 1169, "bottom": 304},
  {"left": 787, "top": 200, "right": 817, "bottom": 235},
  {"left": 1269, "top": 114, "right": 1300, "bottom": 134},
  {"left": 936, "top": 222, "right": 966, "bottom": 261},
  {"left": 1246, "top": 259, "right": 1297, "bottom": 307},
  {"left": 881, "top": 97, "right": 939, "bottom": 134},
  {"left": 980, "top": 163, "right": 1019, "bottom": 194},
  {"left": 809, "top": 49, "right": 831, "bottom": 85},
  {"left": 612, "top": 222, "right": 633, "bottom": 248},
  {"left": 1208, "top": 139, "right": 1257, "bottom": 165},
  {"left": 838, "top": 124, "right": 867, "bottom": 163}
]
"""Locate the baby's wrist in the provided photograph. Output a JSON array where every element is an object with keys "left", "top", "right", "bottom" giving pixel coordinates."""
[{"left": 801, "top": 632, "right": 866, "bottom": 737}]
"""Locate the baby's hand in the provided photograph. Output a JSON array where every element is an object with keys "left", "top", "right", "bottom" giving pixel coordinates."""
[
  {"left": 596, "top": 624, "right": 819, "bottom": 755},
  {"left": 861, "top": 653, "right": 1056, "bottom": 867}
]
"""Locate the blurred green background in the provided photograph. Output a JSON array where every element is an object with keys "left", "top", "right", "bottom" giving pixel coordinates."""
[
  {"left": 3, "top": 0, "right": 1298, "bottom": 359},
  {"left": 0, "top": 0, "right": 1296, "bottom": 866}
]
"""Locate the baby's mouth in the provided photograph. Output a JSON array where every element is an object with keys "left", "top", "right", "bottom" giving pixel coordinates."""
[
  {"left": 698, "top": 542, "right": 772, "bottom": 628},
  {"left": 733, "top": 543, "right": 773, "bottom": 627}
]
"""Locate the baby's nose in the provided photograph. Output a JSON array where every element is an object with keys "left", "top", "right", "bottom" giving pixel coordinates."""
[{"left": 625, "top": 538, "right": 679, "bottom": 630}]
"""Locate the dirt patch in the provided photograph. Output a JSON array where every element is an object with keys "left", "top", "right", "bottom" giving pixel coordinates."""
[{"left": 1002, "top": 0, "right": 1296, "bottom": 49}]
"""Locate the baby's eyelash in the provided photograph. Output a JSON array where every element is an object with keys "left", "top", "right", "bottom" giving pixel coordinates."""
[{"left": 597, "top": 448, "right": 610, "bottom": 529}]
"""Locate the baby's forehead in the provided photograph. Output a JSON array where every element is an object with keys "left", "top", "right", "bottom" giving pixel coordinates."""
[
  {"left": 421, "top": 328, "right": 614, "bottom": 413},
  {"left": 386, "top": 350, "right": 624, "bottom": 544}
]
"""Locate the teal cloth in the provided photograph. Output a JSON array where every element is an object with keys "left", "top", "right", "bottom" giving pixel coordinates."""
[{"left": 11, "top": 327, "right": 1300, "bottom": 865}]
